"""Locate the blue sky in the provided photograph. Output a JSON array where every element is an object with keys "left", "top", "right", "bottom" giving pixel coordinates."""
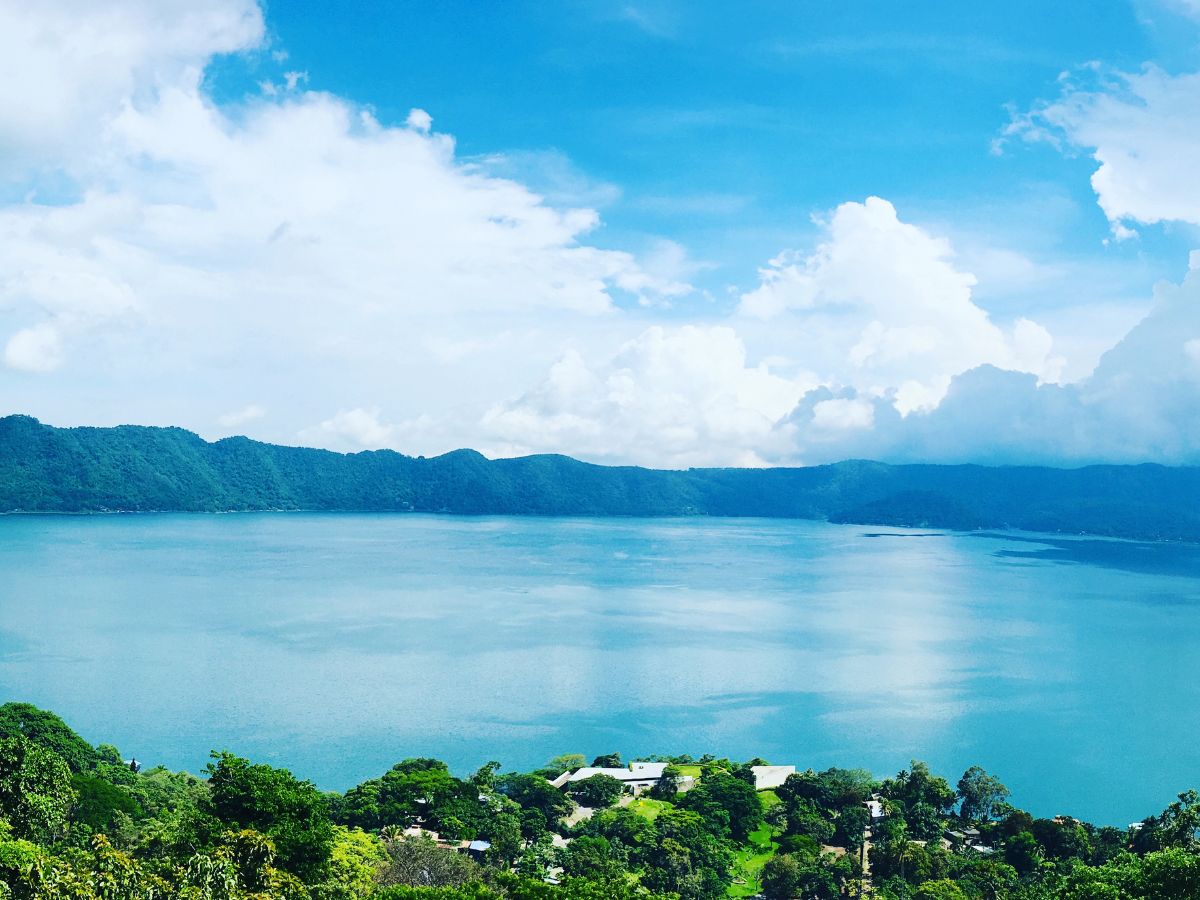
[
  {"left": 1, "top": 0, "right": 1199, "bottom": 466},
  {"left": 236, "top": 0, "right": 1188, "bottom": 283}
]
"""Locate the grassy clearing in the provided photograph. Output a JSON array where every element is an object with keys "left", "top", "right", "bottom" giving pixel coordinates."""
[
  {"left": 627, "top": 797, "right": 672, "bottom": 821},
  {"left": 676, "top": 764, "right": 703, "bottom": 779},
  {"left": 728, "top": 824, "right": 778, "bottom": 897}
]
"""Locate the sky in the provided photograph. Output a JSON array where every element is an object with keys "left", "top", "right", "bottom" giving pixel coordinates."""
[{"left": 1, "top": 0, "right": 1199, "bottom": 467}]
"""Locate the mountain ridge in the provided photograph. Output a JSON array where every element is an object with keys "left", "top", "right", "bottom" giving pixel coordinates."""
[{"left": 2, "top": 414, "right": 1199, "bottom": 542}]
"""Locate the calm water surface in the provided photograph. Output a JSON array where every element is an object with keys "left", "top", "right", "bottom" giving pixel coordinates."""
[{"left": 2, "top": 513, "right": 1198, "bottom": 825}]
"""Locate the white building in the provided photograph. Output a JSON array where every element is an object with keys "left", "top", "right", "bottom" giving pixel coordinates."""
[
  {"left": 750, "top": 765, "right": 796, "bottom": 791},
  {"left": 559, "top": 761, "right": 693, "bottom": 795}
]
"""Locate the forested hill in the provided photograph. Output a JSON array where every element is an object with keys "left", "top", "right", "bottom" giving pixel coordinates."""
[{"left": 2, "top": 414, "right": 1199, "bottom": 541}]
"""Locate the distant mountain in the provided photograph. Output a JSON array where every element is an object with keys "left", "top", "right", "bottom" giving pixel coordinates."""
[{"left": 2, "top": 414, "right": 1198, "bottom": 541}]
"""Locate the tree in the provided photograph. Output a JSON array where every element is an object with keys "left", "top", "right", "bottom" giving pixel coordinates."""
[
  {"left": 761, "top": 853, "right": 844, "bottom": 900},
  {"left": 914, "top": 878, "right": 968, "bottom": 900},
  {"left": 316, "top": 825, "right": 387, "bottom": 899},
  {"left": 497, "top": 773, "right": 575, "bottom": 825},
  {"left": 575, "top": 806, "right": 656, "bottom": 854},
  {"left": 882, "top": 762, "right": 956, "bottom": 815},
  {"left": 378, "top": 836, "right": 481, "bottom": 889},
  {"left": 70, "top": 771, "right": 142, "bottom": 832},
  {"left": 641, "top": 810, "right": 733, "bottom": 900},
  {"left": 479, "top": 811, "right": 525, "bottom": 866},
  {"left": 956, "top": 767, "right": 1010, "bottom": 823},
  {"left": 1031, "top": 817, "right": 1092, "bottom": 863},
  {"left": 545, "top": 755, "right": 587, "bottom": 776},
  {"left": 1003, "top": 830, "right": 1043, "bottom": 877},
  {"left": 761, "top": 853, "right": 804, "bottom": 899},
  {"left": 836, "top": 804, "right": 870, "bottom": 851},
  {"left": 907, "top": 802, "right": 945, "bottom": 842},
  {"left": 205, "top": 751, "right": 334, "bottom": 881},
  {"left": 779, "top": 768, "right": 876, "bottom": 816},
  {"left": 470, "top": 761, "right": 502, "bottom": 791},
  {"left": 649, "top": 765, "right": 683, "bottom": 801},
  {"left": 0, "top": 736, "right": 74, "bottom": 841},
  {"left": 784, "top": 798, "right": 835, "bottom": 844},
  {"left": 558, "top": 835, "right": 628, "bottom": 881},
  {"left": 338, "top": 758, "right": 489, "bottom": 838},
  {"left": 1131, "top": 790, "right": 1200, "bottom": 854},
  {"left": 567, "top": 774, "right": 624, "bottom": 809},
  {"left": 0, "top": 705, "right": 98, "bottom": 774},
  {"left": 590, "top": 753, "right": 623, "bottom": 769},
  {"left": 677, "top": 771, "right": 763, "bottom": 841}
]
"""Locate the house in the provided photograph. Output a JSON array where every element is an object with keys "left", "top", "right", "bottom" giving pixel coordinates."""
[
  {"left": 750, "top": 765, "right": 795, "bottom": 791},
  {"left": 561, "top": 761, "right": 691, "bottom": 796},
  {"left": 466, "top": 840, "right": 492, "bottom": 860},
  {"left": 865, "top": 798, "right": 886, "bottom": 823}
]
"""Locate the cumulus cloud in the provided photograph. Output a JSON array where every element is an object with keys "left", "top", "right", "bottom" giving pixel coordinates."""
[
  {"left": 485, "top": 198, "right": 1198, "bottom": 467},
  {"left": 0, "top": 0, "right": 264, "bottom": 172},
  {"left": 1007, "top": 65, "right": 1200, "bottom": 236},
  {"left": 482, "top": 326, "right": 814, "bottom": 467},
  {"left": 405, "top": 108, "right": 433, "bottom": 133},
  {"left": 784, "top": 261, "right": 1200, "bottom": 465},
  {"left": 4, "top": 324, "right": 64, "bottom": 374},
  {"left": 738, "top": 197, "right": 1062, "bottom": 412},
  {"left": 217, "top": 404, "right": 266, "bottom": 428},
  {"left": 308, "top": 408, "right": 396, "bottom": 451},
  {"left": 3, "top": 0, "right": 1197, "bottom": 470},
  {"left": 0, "top": 0, "right": 689, "bottom": 406}
]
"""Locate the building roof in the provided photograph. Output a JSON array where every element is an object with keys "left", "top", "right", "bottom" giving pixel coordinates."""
[
  {"left": 750, "top": 765, "right": 796, "bottom": 790},
  {"left": 629, "top": 762, "right": 669, "bottom": 778},
  {"left": 865, "top": 800, "right": 885, "bottom": 818},
  {"left": 566, "top": 765, "right": 664, "bottom": 783},
  {"left": 468, "top": 840, "right": 492, "bottom": 852}
]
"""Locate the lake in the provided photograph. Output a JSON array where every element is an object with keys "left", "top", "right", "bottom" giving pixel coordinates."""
[{"left": 2, "top": 513, "right": 1198, "bottom": 825}]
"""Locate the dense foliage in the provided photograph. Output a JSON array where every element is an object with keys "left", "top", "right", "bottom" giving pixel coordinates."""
[
  {"left": 2, "top": 415, "right": 1200, "bottom": 541},
  {"left": 1, "top": 703, "right": 1199, "bottom": 898}
]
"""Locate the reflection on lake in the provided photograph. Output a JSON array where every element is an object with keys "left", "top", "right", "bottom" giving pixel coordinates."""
[{"left": 1, "top": 513, "right": 1197, "bottom": 824}]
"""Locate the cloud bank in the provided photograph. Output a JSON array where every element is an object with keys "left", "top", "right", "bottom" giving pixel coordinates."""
[{"left": 1, "top": 0, "right": 1197, "bottom": 469}]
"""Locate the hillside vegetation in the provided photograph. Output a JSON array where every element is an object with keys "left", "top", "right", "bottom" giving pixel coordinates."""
[
  {"left": 2, "top": 415, "right": 1199, "bottom": 541},
  {"left": 2, "top": 703, "right": 1199, "bottom": 899}
]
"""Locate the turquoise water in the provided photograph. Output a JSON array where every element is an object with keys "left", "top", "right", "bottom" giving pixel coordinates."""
[{"left": 1, "top": 513, "right": 1198, "bottom": 825}]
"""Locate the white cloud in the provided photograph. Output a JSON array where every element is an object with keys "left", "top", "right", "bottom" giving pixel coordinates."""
[
  {"left": 482, "top": 326, "right": 814, "bottom": 467},
  {"left": 1008, "top": 65, "right": 1200, "bottom": 234},
  {"left": 783, "top": 263, "right": 1200, "bottom": 465},
  {"left": 217, "top": 404, "right": 266, "bottom": 427},
  {"left": 1, "top": 0, "right": 1195, "bottom": 471},
  {"left": 0, "top": 0, "right": 264, "bottom": 173},
  {"left": 405, "top": 108, "right": 432, "bottom": 133},
  {"left": 4, "top": 323, "right": 63, "bottom": 373},
  {"left": 0, "top": 0, "right": 689, "bottom": 403},
  {"left": 309, "top": 408, "right": 395, "bottom": 450},
  {"left": 738, "top": 197, "right": 1062, "bottom": 412}
]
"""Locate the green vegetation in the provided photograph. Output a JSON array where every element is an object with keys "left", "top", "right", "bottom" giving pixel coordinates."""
[
  {"left": 3, "top": 415, "right": 1200, "bottom": 541},
  {"left": 2, "top": 702, "right": 1200, "bottom": 899},
  {"left": 626, "top": 798, "right": 671, "bottom": 822}
]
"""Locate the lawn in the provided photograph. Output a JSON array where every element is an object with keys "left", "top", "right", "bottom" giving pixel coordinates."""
[
  {"left": 627, "top": 797, "right": 672, "bottom": 821},
  {"left": 728, "top": 823, "right": 778, "bottom": 897},
  {"left": 759, "top": 789, "right": 782, "bottom": 811}
]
